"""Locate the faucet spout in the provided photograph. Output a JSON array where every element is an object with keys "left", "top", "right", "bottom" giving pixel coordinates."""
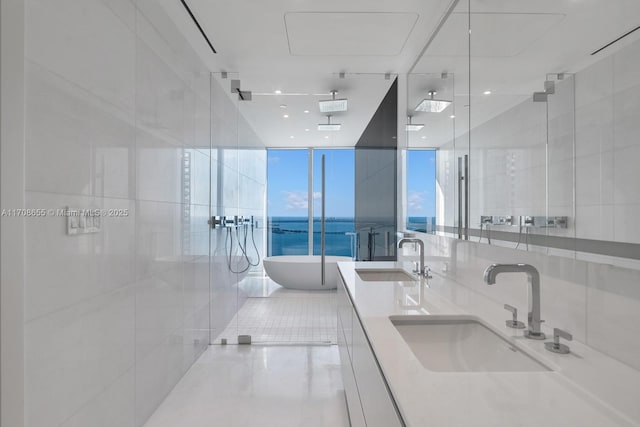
[
  {"left": 483, "top": 263, "right": 545, "bottom": 340},
  {"left": 398, "top": 238, "right": 426, "bottom": 277}
]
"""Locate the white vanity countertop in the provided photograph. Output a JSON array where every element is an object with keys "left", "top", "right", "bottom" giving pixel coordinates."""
[{"left": 338, "top": 261, "right": 640, "bottom": 427}]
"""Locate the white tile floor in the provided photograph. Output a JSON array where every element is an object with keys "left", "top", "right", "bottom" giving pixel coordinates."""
[
  {"left": 218, "top": 276, "right": 338, "bottom": 344},
  {"left": 143, "top": 345, "right": 350, "bottom": 427}
]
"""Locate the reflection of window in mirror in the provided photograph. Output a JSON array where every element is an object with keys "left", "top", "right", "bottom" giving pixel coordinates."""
[{"left": 405, "top": 149, "right": 436, "bottom": 234}]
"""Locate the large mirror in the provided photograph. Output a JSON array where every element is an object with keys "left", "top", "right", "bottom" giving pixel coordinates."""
[
  {"left": 404, "top": 0, "right": 470, "bottom": 241},
  {"left": 407, "top": 0, "right": 640, "bottom": 269}
]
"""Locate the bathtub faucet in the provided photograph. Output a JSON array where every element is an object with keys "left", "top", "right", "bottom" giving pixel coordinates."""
[{"left": 397, "top": 238, "right": 427, "bottom": 277}]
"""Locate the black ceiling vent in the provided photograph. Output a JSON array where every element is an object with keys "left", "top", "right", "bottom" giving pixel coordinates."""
[
  {"left": 180, "top": 0, "right": 217, "bottom": 54},
  {"left": 591, "top": 25, "right": 640, "bottom": 56}
]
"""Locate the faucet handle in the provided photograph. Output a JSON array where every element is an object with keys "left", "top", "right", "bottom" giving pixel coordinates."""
[
  {"left": 545, "top": 328, "right": 573, "bottom": 354},
  {"left": 503, "top": 304, "right": 525, "bottom": 329},
  {"left": 423, "top": 266, "right": 433, "bottom": 279}
]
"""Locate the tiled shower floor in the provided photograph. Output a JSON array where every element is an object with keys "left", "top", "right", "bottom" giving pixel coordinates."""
[{"left": 218, "top": 275, "right": 338, "bottom": 344}]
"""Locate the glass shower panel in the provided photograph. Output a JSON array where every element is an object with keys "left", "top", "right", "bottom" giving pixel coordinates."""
[
  {"left": 209, "top": 71, "right": 241, "bottom": 344},
  {"left": 545, "top": 73, "right": 576, "bottom": 257}
]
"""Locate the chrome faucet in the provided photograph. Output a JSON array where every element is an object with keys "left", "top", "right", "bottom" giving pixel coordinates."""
[
  {"left": 398, "top": 238, "right": 427, "bottom": 277},
  {"left": 483, "top": 263, "right": 546, "bottom": 340}
]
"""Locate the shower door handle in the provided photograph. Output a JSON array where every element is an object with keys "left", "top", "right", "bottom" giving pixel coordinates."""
[{"left": 457, "top": 155, "right": 470, "bottom": 240}]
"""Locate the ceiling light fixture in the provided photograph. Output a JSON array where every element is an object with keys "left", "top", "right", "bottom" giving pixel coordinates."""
[
  {"left": 274, "top": 90, "right": 282, "bottom": 94},
  {"left": 406, "top": 116, "right": 425, "bottom": 131},
  {"left": 283, "top": 114, "right": 289, "bottom": 118},
  {"left": 450, "top": 115, "right": 456, "bottom": 119},
  {"left": 319, "top": 90, "right": 348, "bottom": 113},
  {"left": 318, "top": 114, "right": 341, "bottom": 131},
  {"left": 415, "top": 91, "right": 451, "bottom": 113},
  {"left": 305, "top": 128, "right": 310, "bottom": 132},
  {"left": 483, "top": 90, "right": 492, "bottom": 95},
  {"left": 280, "top": 104, "right": 287, "bottom": 109},
  {"left": 304, "top": 110, "right": 310, "bottom": 114}
]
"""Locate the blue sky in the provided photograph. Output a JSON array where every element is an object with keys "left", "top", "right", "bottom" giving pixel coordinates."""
[
  {"left": 406, "top": 150, "right": 436, "bottom": 217},
  {"left": 267, "top": 149, "right": 355, "bottom": 217},
  {"left": 267, "top": 148, "right": 436, "bottom": 218}
]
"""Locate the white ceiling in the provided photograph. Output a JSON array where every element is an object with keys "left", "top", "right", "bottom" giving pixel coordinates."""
[
  {"left": 285, "top": 12, "right": 419, "bottom": 56},
  {"left": 162, "top": 0, "right": 640, "bottom": 148},
  {"left": 160, "top": 0, "right": 454, "bottom": 147},
  {"left": 218, "top": 72, "right": 395, "bottom": 148}
]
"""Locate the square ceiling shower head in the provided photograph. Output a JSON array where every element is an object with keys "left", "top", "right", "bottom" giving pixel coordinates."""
[
  {"left": 406, "top": 115, "right": 425, "bottom": 131},
  {"left": 415, "top": 91, "right": 451, "bottom": 113},
  {"left": 318, "top": 114, "right": 341, "bottom": 131},
  {"left": 319, "top": 90, "right": 348, "bottom": 112}
]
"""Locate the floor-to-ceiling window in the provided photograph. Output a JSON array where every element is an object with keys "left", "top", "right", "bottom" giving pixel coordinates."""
[
  {"left": 267, "top": 148, "right": 355, "bottom": 257},
  {"left": 406, "top": 149, "right": 437, "bottom": 233},
  {"left": 312, "top": 149, "right": 355, "bottom": 256},
  {"left": 266, "top": 149, "right": 310, "bottom": 255}
]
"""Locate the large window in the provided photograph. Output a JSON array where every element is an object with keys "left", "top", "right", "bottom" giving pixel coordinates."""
[
  {"left": 267, "top": 148, "right": 355, "bottom": 257},
  {"left": 312, "top": 149, "right": 355, "bottom": 256},
  {"left": 266, "top": 150, "right": 309, "bottom": 255},
  {"left": 406, "top": 149, "right": 437, "bottom": 233}
]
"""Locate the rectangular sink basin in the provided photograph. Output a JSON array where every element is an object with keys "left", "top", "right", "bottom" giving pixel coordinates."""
[
  {"left": 356, "top": 268, "right": 416, "bottom": 282},
  {"left": 390, "top": 316, "right": 551, "bottom": 372}
]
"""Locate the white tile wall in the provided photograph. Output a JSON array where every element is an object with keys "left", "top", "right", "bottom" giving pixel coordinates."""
[{"left": 20, "top": 0, "right": 252, "bottom": 426}]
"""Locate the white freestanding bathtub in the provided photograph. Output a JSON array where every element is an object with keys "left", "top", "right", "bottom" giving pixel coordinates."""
[{"left": 263, "top": 255, "right": 352, "bottom": 290}]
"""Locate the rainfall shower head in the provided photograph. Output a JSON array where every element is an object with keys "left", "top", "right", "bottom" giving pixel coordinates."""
[
  {"left": 405, "top": 116, "right": 424, "bottom": 131},
  {"left": 318, "top": 115, "right": 341, "bottom": 131},
  {"left": 415, "top": 91, "right": 451, "bottom": 113},
  {"left": 319, "top": 90, "right": 348, "bottom": 113}
]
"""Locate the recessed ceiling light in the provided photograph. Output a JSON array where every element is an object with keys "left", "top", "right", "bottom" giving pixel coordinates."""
[
  {"left": 280, "top": 104, "right": 287, "bottom": 109},
  {"left": 283, "top": 114, "right": 289, "bottom": 118},
  {"left": 304, "top": 110, "right": 310, "bottom": 114},
  {"left": 324, "top": 136, "right": 329, "bottom": 139},
  {"left": 290, "top": 135, "right": 294, "bottom": 139},
  {"left": 450, "top": 115, "right": 456, "bottom": 119},
  {"left": 421, "top": 136, "right": 427, "bottom": 139},
  {"left": 305, "top": 129, "right": 310, "bottom": 132},
  {"left": 275, "top": 90, "right": 282, "bottom": 94},
  {"left": 483, "top": 90, "right": 492, "bottom": 95},
  {"left": 415, "top": 91, "right": 451, "bottom": 113}
]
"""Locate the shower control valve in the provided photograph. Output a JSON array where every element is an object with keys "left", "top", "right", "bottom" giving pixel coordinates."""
[{"left": 208, "top": 216, "right": 223, "bottom": 229}]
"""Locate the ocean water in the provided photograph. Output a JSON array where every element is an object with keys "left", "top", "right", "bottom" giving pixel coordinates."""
[
  {"left": 267, "top": 216, "right": 434, "bottom": 257},
  {"left": 267, "top": 217, "right": 356, "bottom": 257},
  {"left": 406, "top": 216, "right": 436, "bottom": 234}
]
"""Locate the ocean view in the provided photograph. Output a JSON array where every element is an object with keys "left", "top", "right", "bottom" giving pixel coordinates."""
[
  {"left": 267, "top": 217, "right": 356, "bottom": 257},
  {"left": 267, "top": 216, "right": 435, "bottom": 257}
]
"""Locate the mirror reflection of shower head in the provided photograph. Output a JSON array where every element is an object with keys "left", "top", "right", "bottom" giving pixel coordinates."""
[
  {"left": 415, "top": 90, "right": 451, "bottom": 113},
  {"left": 406, "top": 115, "right": 425, "bottom": 131}
]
